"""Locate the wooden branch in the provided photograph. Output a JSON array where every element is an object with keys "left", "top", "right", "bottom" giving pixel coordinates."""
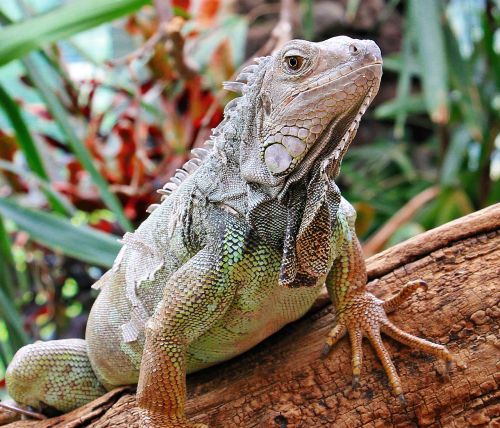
[
  {"left": 365, "top": 202, "right": 500, "bottom": 280},
  {"left": 7, "top": 203, "right": 500, "bottom": 427}
]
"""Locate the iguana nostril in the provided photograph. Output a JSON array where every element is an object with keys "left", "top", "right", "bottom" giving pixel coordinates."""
[{"left": 349, "top": 44, "right": 359, "bottom": 55}]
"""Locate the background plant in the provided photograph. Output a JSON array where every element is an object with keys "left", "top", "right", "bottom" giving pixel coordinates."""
[{"left": 0, "top": 0, "right": 498, "bottom": 389}]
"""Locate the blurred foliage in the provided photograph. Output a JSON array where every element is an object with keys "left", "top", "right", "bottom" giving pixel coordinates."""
[
  {"left": 344, "top": 0, "right": 499, "bottom": 238},
  {"left": 0, "top": 0, "right": 498, "bottom": 385}
]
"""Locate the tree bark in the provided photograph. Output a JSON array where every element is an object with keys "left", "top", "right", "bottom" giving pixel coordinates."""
[{"left": 8, "top": 204, "right": 500, "bottom": 428}]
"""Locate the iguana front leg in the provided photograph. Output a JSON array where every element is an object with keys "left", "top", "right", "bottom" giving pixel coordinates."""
[
  {"left": 137, "top": 224, "right": 246, "bottom": 427},
  {"left": 323, "top": 217, "right": 453, "bottom": 400}
]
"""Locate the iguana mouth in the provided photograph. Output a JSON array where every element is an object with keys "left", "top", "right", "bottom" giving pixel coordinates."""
[{"left": 302, "top": 62, "right": 382, "bottom": 94}]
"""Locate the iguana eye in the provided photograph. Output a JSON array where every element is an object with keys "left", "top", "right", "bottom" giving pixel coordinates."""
[{"left": 285, "top": 55, "right": 304, "bottom": 71}]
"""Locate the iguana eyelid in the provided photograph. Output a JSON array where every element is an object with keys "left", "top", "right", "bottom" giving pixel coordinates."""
[
  {"left": 283, "top": 48, "right": 304, "bottom": 57},
  {"left": 281, "top": 49, "right": 310, "bottom": 74}
]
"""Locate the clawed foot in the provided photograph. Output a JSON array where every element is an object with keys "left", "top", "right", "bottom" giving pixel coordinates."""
[{"left": 322, "top": 280, "right": 453, "bottom": 401}]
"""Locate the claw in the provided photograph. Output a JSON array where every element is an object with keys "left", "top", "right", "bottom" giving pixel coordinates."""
[
  {"left": 408, "top": 279, "right": 428, "bottom": 291},
  {"left": 0, "top": 401, "right": 46, "bottom": 420},
  {"left": 352, "top": 375, "right": 360, "bottom": 390},
  {"left": 326, "top": 289, "right": 453, "bottom": 403},
  {"left": 322, "top": 323, "right": 347, "bottom": 359},
  {"left": 320, "top": 343, "right": 332, "bottom": 359},
  {"left": 398, "top": 393, "right": 407, "bottom": 406},
  {"left": 383, "top": 279, "right": 428, "bottom": 313}
]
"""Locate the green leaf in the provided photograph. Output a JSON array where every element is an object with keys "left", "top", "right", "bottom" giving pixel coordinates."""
[
  {"left": 189, "top": 15, "right": 248, "bottom": 69},
  {"left": 0, "top": 338, "right": 10, "bottom": 368},
  {"left": 0, "top": 84, "right": 46, "bottom": 178},
  {"left": 0, "top": 0, "right": 150, "bottom": 67},
  {"left": 393, "top": 27, "right": 414, "bottom": 139},
  {"left": 227, "top": 16, "right": 248, "bottom": 67},
  {"left": 0, "top": 286, "right": 29, "bottom": 351},
  {"left": 382, "top": 53, "right": 420, "bottom": 75},
  {"left": 301, "top": 0, "right": 314, "bottom": 40},
  {"left": 0, "top": 215, "right": 14, "bottom": 268},
  {"left": 443, "top": 20, "right": 484, "bottom": 142},
  {"left": 0, "top": 214, "right": 29, "bottom": 350},
  {"left": 431, "top": 188, "right": 474, "bottom": 226},
  {"left": 390, "top": 146, "right": 418, "bottom": 181},
  {"left": 481, "top": 9, "right": 500, "bottom": 89},
  {"left": 0, "top": 8, "right": 132, "bottom": 229},
  {"left": 0, "top": 83, "right": 69, "bottom": 215},
  {"left": 0, "top": 198, "right": 121, "bottom": 268},
  {"left": 0, "top": 159, "right": 76, "bottom": 215},
  {"left": 346, "top": 0, "right": 361, "bottom": 23},
  {"left": 440, "top": 126, "right": 470, "bottom": 186},
  {"left": 374, "top": 94, "right": 426, "bottom": 120},
  {"left": 0, "top": 215, "right": 16, "bottom": 301},
  {"left": 22, "top": 54, "right": 133, "bottom": 231},
  {"left": 386, "top": 222, "right": 425, "bottom": 248},
  {"left": 409, "top": 0, "right": 449, "bottom": 124}
]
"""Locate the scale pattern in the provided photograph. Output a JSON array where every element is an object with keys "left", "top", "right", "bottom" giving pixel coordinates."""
[{"left": 5, "top": 339, "right": 106, "bottom": 412}]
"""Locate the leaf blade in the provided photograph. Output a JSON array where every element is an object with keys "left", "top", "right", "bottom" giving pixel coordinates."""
[
  {"left": 0, "top": 0, "right": 150, "bottom": 66},
  {"left": 0, "top": 215, "right": 29, "bottom": 350},
  {"left": 409, "top": 0, "right": 449, "bottom": 124},
  {"left": 0, "top": 83, "right": 70, "bottom": 215},
  {"left": 22, "top": 55, "right": 133, "bottom": 231},
  {"left": 0, "top": 198, "right": 121, "bottom": 268}
]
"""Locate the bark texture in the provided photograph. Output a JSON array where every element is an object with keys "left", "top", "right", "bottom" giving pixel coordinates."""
[{"left": 8, "top": 204, "right": 500, "bottom": 428}]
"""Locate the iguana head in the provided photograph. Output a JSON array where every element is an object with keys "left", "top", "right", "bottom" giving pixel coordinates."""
[{"left": 236, "top": 36, "right": 382, "bottom": 196}]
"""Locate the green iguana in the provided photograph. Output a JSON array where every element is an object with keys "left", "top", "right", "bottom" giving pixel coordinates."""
[{"left": 2, "top": 36, "right": 452, "bottom": 428}]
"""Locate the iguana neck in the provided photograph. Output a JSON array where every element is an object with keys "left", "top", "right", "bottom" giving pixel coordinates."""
[{"left": 203, "top": 110, "right": 345, "bottom": 253}]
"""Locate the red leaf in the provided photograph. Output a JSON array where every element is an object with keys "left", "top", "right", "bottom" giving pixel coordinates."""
[
  {"left": 173, "top": 0, "right": 190, "bottom": 12},
  {"left": 196, "top": 0, "right": 220, "bottom": 24}
]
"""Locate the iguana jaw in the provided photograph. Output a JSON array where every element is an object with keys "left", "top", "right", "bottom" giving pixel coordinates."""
[
  {"left": 261, "top": 62, "right": 381, "bottom": 176},
  {"left": 239, "top": 36, "right": 382, "bottom": 195},
  {"left": 279, "top": 64, "right": 381, "bottom": 196},
  {"left": 266, "top": 88, "right": 373, "bottom": 204},
  {"left": 322, "top": 83, "right": 378, "bottom": 178}
]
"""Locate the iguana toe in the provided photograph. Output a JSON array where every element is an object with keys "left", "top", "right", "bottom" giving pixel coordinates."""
[
  {"left": 0, "top": 400, "right": 46, "bottom": 423},
  {"left": 323, "top": 285, "right": 453, "bottom": 399}
]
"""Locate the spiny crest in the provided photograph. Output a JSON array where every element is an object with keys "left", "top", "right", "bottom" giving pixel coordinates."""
[
  {"left": 219, "top": 57, "right": 270, "bottom": 125},
  {"left": 222, "top": 60, "right": 262, "bottom": 93},
  {"left": 146, "top": 57, "right": 271, "bottom": 214}
]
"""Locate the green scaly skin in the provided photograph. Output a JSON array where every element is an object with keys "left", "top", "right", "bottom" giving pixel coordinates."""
[{"left": 3, "top": 36, "right": 452, "bottom": 428}]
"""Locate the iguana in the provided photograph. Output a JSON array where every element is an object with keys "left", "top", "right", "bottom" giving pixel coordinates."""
[{"left": 2, "top": 36, "right": 452, "bottom": 428}]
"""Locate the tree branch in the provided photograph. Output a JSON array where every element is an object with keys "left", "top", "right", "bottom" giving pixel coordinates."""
[{"left": 6, "top": 203, "right": 499, "bottom": 427}]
